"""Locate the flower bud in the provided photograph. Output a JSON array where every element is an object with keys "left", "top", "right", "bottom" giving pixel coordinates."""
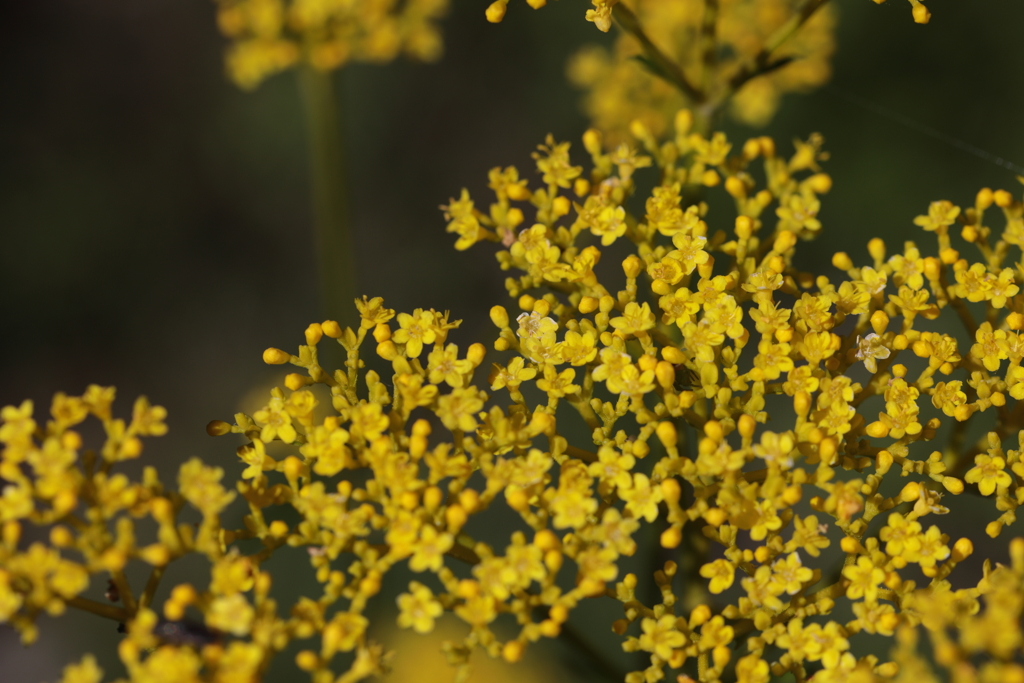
[{"left": 263, "top": 347, "right": 291, "bottom": 365}]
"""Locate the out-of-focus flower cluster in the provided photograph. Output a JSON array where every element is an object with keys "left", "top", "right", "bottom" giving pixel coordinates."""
[
  {"left": 566, "top": 0, "right": 835, "bottom": 135},
  {"left": 213, "top": 0, "right": 449, "bottom": 88}
]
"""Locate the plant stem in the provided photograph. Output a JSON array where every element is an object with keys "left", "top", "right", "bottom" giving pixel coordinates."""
[
  {"left": 67, "top": 596, "right": 129, "bottom": 623},
  {"left": 709, "top": 0, "right": 830, "bottom": 114},
  {"left": 299, "top": 66, "right": 357, "bottom": 329},
  {"left": 612, "top": 2, "right": 705, "bottom": 103},
  {"left": 700, "top": 0, "right": 720, "bottom": 93}
]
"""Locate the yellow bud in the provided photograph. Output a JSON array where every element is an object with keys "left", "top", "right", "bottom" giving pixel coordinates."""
[
  {"left": 976, "top": 187, "right": 994, "bottom": 209},
  {"left": 552, "top": 195, "right": 571, "bottom": 218},
  {"left": 876, "top": 662, "right": 899, "bottom": 678},
  {"left": 704, "top": 508, "right": 727, "bottom": 526},
  {"left": 994, "top": 189, "right": 1014, "bottom": 208},
  {"left": 701, "top": 169, "right": 720, "bottom": 187},
  {"left": 574, "top": 178, "right": 590, "bottom": 197},
  {"left": 660, "top": 526, "right": 682, "bottom": 548},
  {"left": 912, "top": 4, "right": 930, "bottom": 23},
  {"left": 793, "top": 391, "right": 811, "bottom": 416},
  {"left": 865, "top": 421, "right": 889, "bottom": 439},
  {"left": 578, "top": 296, "right": 598, "bottom": 314},
  {"left": 518, "top": 294, "right": 535, "bottom": 311},
  {"left": 867, "top": 238, "right": 886, "bottom": 262},
  {"left": 400, "top": 491, "right": 420, "bottom": 511},
  {"left": 623, "top": 255, "right": 642, "bottom": 278},
  {"left": 206, "top": 420, "right": 232, "bottom": 437},
  {"left": 840, "top": 537, "right": 864, "bottom": 554},
  {"left": 139, "top": 543, "right": 171, "bottom": 566},
  {"left": 807, "top": 173, "right": 832, "bottom": 194},
  {"left": 689, "top": 604, "right": 711, "bottom": 628},
  {"left": 321, "top": 320, "right": 343, "bottom": 338},
  {"left": 870, "top": 310, "right": 890, "bottom": 335},
  {"left": 372, "top": 323, "right": 391, "bottom": 343},
  {"left": 49, "top": 525, "right": 73, "bottom": 548},
  {"left": 268, "top": 520, "right": 289, "bottom": 538},
  {"left": 704, "top": 420, "right": 724, "bottom": 442},
  {"left": 877, "top": 450, "right": 893, "bottom": 474},
  {"left": 502, "top": 640, "right": 525, "bottom": 663},
  {"left": 150, "top": 498, "right": 174, "bottom": 524},
  {"left": 675, "top": 110, "right": 693, "bottom": 136},
  {"left": 424, "top": 486, "right": 443, "bottom": 511},
  {"left": 506, "top": 487, "right": 529, "bottom": 511},
  {"left": 163, "top": 600, "right": 185, "bottom": 621},
  {"left": 539, "top": 620, "right": 560, "bottom": 638},
  {"left": 725, "top": 176, "right": 746, "bottom": 198},
  {"left": 892, "top": 334, "right": 909, "bottom": 351},
  {"left": 262, "top": 347, "right": 291, "bottom": 365},
  {"left": 742, "top": 138, "right": 760, "bottom": 160},
  {"left": 661, "top": 478, "right": 681, "bottom": 503},
  {"left": 284, "top": 373, "right": 307, "bottom": 391},
  {"left": 782, "top": 485, "right": 802, "bottom": 506},
  {"left": 545, "top": 549, "right": 563, "bottom": 573},
  {"left": 962, "top": 225, "right": 978, "bottom": 242},
  {"left": 598, "top": 295, "right": 616, "bottom": 313},
  {"left": 773, "top": 230, "right": 796, "bottom": 253},
  {"left": 494, "top": 337, "right": 510, "bottom": 352},
  {"left": 446, "top": 505, "right": 467, "bottom": 531},
  {"left": 713, "top": 644, "right": 731, "bottom": 670},
  {"left": 376, "top": 340, "right": 398, "bottom": 360},
  {"left": 737, "top": 414, "right": 756, "bottom": 440},
  {"left": 534, "top": 529, "right": 560, "bottom": 551},
  {"left": 583, "top": 129, "right": 603, "bottom": 155},
  {"left": 655, "top": 361, "right": 676, "bottom": 390},
  {"left": 296, "top": 651, "right": 320, "bottom": 672},
  {"left": 467, "top": 343, "right": 486, "bottom": 366},
  {"left": 1008, "top": 312, "right": 1024, "bottom": 330},
  {"left": 759, "top": 136, "right": 776, "bottom": 157},
  {"left": 282, "top": 456, "right": 304, "bottom": 482},
  {"left": 951, "top": 537, "right": 973, "bottom": 562},
  {"left": 987, "top": 520, "right": 1003, "bottom": 538},
  {"left": 832, "top": 252, "right": 853, "bottom": 270},
  {"left": 304, "top": 323, "right": 323, "bottom": 346},
  {"left": 942, "top": 477, "right": 964, "bottom": 495},
  {"left": 533, "top": 298, "right": 551, "bottom": 316},
  {"left": 899, "top": 482, "right": 921, "bottom": 502},
  {"left": 458, "top": 488, "right": 480, "bottom": 513},
  {"left": 490, "top": 305, "right": 510, "bottom": 329},
  {"left": 661, "top": 347, "right": 686, "bottom": 365}
]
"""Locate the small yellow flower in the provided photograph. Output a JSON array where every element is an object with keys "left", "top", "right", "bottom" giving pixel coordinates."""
[{"left": 397, "top": 581, "right": 443, "bottom": 633}]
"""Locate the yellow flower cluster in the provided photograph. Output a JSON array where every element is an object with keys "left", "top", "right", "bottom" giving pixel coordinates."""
[
  {"left": 213, "top": 0, "right": 449, "bottom": 88},
  {"left": 567, "top": 0, "right": 835, "bottom": 134}
]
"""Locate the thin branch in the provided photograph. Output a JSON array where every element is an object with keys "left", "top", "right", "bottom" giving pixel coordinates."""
[
  {"left": 612, "top": 2, "right": 705, "bottom": 103},
  {"left": 67, "top": 596, "right": 129, "bottom": 623},
  {"left": 700, "top": 0, "right": 720, "bottom": 92},
  {"left": 710, "top": 0, "right": 830, "bottom": 112}
]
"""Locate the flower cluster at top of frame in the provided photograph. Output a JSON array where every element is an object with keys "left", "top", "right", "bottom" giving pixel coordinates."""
[
  {"left": 213, "top": 0, "right": 449, "bottom": 88},
  {"left": 5, "top": 100, "right": 1024, "bottom": 683}
]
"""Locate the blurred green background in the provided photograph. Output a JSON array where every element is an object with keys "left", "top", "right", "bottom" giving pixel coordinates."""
[{"left": 2, "top": 0, "right": 1022, "bottom": 680}]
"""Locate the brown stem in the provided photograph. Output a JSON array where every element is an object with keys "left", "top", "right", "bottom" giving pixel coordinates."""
[{"left": 67, "top": 596, "right": 129, "bottom": 623}]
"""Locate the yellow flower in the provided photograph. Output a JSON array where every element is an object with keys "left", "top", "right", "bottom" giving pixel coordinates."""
[
  {"left": 620, "top": 473, "right": 663, "bottom": 523},
  {"left": 841, "top": 556, "right": 884, "bottom": 603},
  {"left": 409, "top": 525, "right": 453, "bottom": 573},
  {"left": 58, "top": 654, "right": 103, "bottom": 683},
  {"left": 322, "top": 611, "right": 368, "bottom": 658},
  {"left": 699, "top": 558, "right": 735, "bottom": 594},
  {"left": 639, "top": 614, "right": 686, "bottom": 660},
  {"left": 392, "top": 309, "right": 438, "bottom": 358},
  {"left": 397, "top": 581, "right": 443, "bottom": 633},
  {"left": 206, "top": 593, "right": 255, "bottom": 636},
  {"left": 178, "top": 457, "right": 235, "bottom": 517},
  {"left": 965, "top": 454, "right": 1012, "bottom": 496}
]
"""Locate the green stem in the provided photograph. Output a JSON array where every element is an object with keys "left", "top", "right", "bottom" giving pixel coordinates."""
[
  {"left": 709, "top": 0, "right": 830, "bottom": 114},
  {"left": 612, "top": 2, "right": 705, "bottom": 103},
  {"left": 299, "top": 66, "right": 357, "bottom": 328}
]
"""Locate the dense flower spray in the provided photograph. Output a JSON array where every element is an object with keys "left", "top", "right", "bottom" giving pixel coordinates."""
[{"left": 4, "top": 1, "right": 1024, "bottom": 683}]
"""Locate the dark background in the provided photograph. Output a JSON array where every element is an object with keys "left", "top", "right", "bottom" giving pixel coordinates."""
[{"left": 2, "top": 0, "right": 1023, "bottom": 680}]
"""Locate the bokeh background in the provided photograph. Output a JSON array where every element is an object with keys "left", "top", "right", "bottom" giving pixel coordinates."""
[{"left": 2, "top": 0, "right": 1023, "bottom": 680}]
